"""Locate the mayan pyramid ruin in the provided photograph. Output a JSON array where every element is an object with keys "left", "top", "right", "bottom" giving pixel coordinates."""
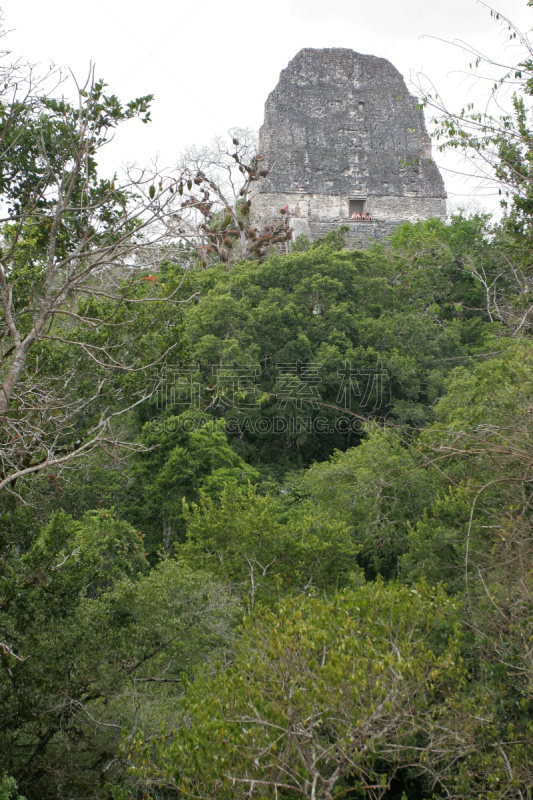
[{"left": 252, "top": 48, "right": 447, "bottom": 249}]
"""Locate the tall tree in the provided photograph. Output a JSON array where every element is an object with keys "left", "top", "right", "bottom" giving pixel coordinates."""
[
  {"left": 173, "top": 130, "right": 290, "bottom": 265},
  {"left": 0, "top": 65, "right": 192, "bottom": 491},
  {"left": 137, "top": 582, "right": 469, "bottom": 800}
]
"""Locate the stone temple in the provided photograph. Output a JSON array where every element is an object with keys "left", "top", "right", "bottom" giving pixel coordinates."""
[{"left": 252, "top": 48, "right": 447, "bottom": 248}]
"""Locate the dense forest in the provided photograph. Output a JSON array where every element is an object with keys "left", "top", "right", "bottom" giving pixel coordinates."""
[{"left": 2, "top": 5, "right": 533, "bottom": 800}]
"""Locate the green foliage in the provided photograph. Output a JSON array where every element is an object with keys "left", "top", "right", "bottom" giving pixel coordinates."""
[
  {"left": 0, "top": 510, "right": 235, "bottom": 799},
  {"left": 180, "top": 482, "right": 362, "bottom": 607},
  {"left": 0, "top": 776, "right": 25, "bottom": 800},
  {"left": 6, "top": 13, "right": 533, "bottom": 796},
  {"left": 0, "top": 63, "right": 189, "bottom": 494},
  {"left": 294, "top": 426, "right": 443, "bottom": 579},
  {"left": 178, "top": 214, "right": 501, "bottom": 477},
  {"left": 403, "top": 344, "right": 533, "bottom": 588},
  {"left": 4, "top": 202, "right": 533, "bottom": 797},
  {"left": 143, "top": 582, "right": 466, "bottom": 800},
  {"left": 125, "top": 417, "right": 259, "bottom": 555}
]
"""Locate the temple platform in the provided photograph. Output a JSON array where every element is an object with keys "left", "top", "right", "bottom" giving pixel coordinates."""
[{"left": 289, "top": 217, "right": 404, "bottom": 250}]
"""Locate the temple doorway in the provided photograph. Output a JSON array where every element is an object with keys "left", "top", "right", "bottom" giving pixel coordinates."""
[{"left": 349, "top": 198, "right": 366, "bottom": 216}]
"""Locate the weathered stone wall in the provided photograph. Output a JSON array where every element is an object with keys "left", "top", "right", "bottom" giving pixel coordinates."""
[
  {"left": 287, "top": 217, "right": 404, "bottom": 250},
  {"left": 309, "top": 220, "right": 403, "bottom": 249},
  {"left": 252, "top": 47, "right": 447, "bottom": 241},
  {"left": 253, "top": 192, "right": 446, "bottom": 223}
]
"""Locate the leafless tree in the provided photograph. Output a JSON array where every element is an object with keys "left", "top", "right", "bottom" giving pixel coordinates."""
[{"left": 172, "top": 128, "right": 290, "bottom": 265}]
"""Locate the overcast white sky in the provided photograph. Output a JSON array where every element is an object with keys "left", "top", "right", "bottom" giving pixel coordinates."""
[{"left": 2, "top": 0, "right": 532, "bottom": 216}]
